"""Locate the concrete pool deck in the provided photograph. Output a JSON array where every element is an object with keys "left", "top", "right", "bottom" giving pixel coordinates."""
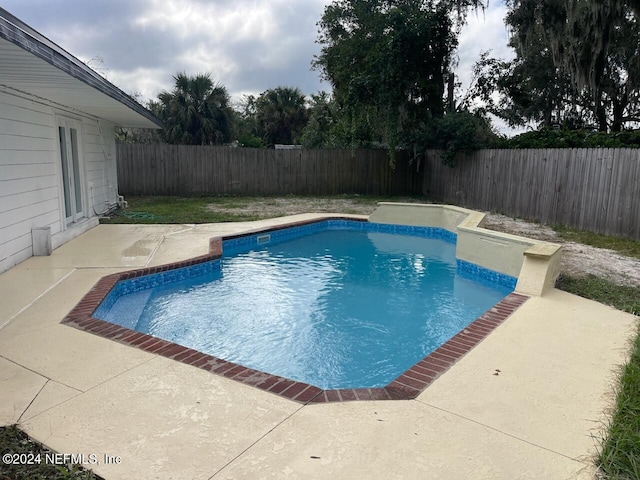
[{"left": 0, "top": 215, "right": 636, "bottom": 479}]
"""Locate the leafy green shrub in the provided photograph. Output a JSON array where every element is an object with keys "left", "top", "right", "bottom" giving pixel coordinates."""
[
  {"left": 237, "top": 133, "right": 265, "bottom": 148},
  {"left": 494, "top": 128, "right": 640, "bottom": 149},
  {"left": 424, "top": 112, "right": 498, "bottom": 166}
]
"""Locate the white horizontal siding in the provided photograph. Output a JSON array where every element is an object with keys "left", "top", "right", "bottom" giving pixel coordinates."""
[
  {"left": 0, "top": 93, "right": 54, "bottom": 127},
  {"left": 0, "top": 87, "right": 117, "bottom": 273},
  {"left": 0, "top": 186, "right": 58, "bottom": 213},
  {"left": 2, "top": 210, "right": 60, "bottom": 251},
  {"left": 0, "top": 134, "right": 55, "bottom": 151},
  {"left": 83, "top": 118, "right": 104, "bottom": 214},
  {"left": 0, "top": 118, "right": 55, "bottom": 139},
  {"left": 0, "top": 149, "right": 55, "bottom": 166},
  {"left": 0, "top": 209, "right": 61, "bottom": 272},
  {"left": 0, "top": 175, "right": 59, "bottom": 197},
  {"left": 0, "top": 233, "right": 32, "bottom": 273},
  {"left": 0, "top": 198, "right": 60, "bottom": 228},
  {"left": 82, "top": 118, "right": 117, "bottom": 211},
  {"left": 0, "top": 88, "right": 61, "bottom": 272},
  {"left": 0, "top": 162, "right": 57, "bottom": 180},
  {"left": 102, "top": 120, "right": 118, "bottom": 206}
]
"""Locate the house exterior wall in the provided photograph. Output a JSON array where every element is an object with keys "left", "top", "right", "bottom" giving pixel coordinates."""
[
  {"left": 0, "top": 86, "right": 117, "bottom": 273},
  {"left": 83, "top": 117, "right": 117, "bottom": 213}
]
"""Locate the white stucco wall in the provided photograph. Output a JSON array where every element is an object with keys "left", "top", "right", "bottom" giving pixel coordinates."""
[{"left": 0, "top": 87, "right": 117, "bottom": 273}]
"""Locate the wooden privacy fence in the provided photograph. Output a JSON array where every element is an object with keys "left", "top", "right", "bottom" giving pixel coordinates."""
[
  {"left": 116, "top": 144, "right": 423, "bottom": 196},
  {"left": 116, "top": 145, "right": 639, "bottom": 239},
  {"left": 423, "top": 148, "right": 640, "bottom": 240}
]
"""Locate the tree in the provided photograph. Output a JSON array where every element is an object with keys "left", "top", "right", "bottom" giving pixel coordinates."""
[
  {"left": 423, "top": 111, "right": 497, "bottom": 165},
  {"left": 234, "top": 95, "right": 265, "bottom": 148},
  {"left": 151, "top": 72, "right": 234, "bottom": 145},
  {"left": 300, "top": 91, "right": 334, "bottom": 148},
  {"left": 254, "top": 87, "right": 308, "bottom": 147},
  {"left": 506, "top": 0, "right": 640, "bottom": 131},
  {"left": 300, "top": 91, "right": 350, "bottom": 148},
  {"left": 468, "top": 1, "right": 640, "bottom": 132},
  {"left": 554, "top": 0, "right": 640, "bottom": 93},
  {"left": 465, "top": 46, "right": 588, "bottom": 129},
  {"left": 314, "top": 1, "right": 454, "bottom": 151},
  {"left": 313, "top": 0, "right": 486, "bottom": 157},
  {"left": 600, "top": 12, "right": 640, "bottom": 130}
]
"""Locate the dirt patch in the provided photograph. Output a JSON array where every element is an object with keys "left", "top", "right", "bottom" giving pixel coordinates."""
[
  {"left": 483, "top": 213, "right": 640, "bottom": 288},
  {"left": 205, "top": 197, "right": 414, "bottom": 217}
]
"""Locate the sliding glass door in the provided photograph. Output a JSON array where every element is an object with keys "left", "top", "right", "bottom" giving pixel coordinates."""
[{"left": 57, "top": 118, "right": 85, "bottom": 225}]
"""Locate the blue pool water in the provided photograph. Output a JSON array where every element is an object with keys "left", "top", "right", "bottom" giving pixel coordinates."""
[{"left": 95, "top": 222, "right": 515, "bottom": 389}]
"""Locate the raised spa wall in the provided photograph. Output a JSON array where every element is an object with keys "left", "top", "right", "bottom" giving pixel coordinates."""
[{"left": 368, "top": 203, "right": 562, "bottom": 297}]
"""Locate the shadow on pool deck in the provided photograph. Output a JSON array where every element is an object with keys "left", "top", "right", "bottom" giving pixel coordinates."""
[{"left": 0, "top": 215, "right": 635, "bottom": 480}]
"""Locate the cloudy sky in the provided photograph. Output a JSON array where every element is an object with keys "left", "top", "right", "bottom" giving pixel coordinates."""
[{"left": 2, "top": 0, "right": 517, "bottom": 131}]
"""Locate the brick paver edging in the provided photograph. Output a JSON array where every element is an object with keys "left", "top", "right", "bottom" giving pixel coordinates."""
[{"left": 61, "top": 217, "right": 529, "bottom": 404}]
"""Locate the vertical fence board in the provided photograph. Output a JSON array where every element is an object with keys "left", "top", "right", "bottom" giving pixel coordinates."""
[
  {"left": 117, "top": 144, "right": 424, "bottom": 199},
  {"left": 115, "top": 144, "right": 639, "bottom": 239},
  {"left": 422, "top": 148, "right": 639, "bottom": 240}
]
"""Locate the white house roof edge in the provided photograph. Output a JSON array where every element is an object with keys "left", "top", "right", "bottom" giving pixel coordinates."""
[{"left": 0, "top": 6, "right": 162, "bottom": 129}]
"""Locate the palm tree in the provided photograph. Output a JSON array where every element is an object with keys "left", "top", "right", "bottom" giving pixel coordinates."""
[
  {"left": 152, "top": 72, "right": 233, "bottom": 145},
  {"left": 255, "top": 87, "right": 308, "bottom": 147}
]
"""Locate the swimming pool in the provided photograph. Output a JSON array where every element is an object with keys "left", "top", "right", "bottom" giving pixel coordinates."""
[{"left": 90, "top": 219, "right": 518, "bottom": 392}]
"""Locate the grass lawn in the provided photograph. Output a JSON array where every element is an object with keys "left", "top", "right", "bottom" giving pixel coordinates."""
[
  {"left": 557, "top": 275, "right": 640, "bottom": 316},
  {"left": 557, "top": 274, "right": 640, "bottom": 478},
  {"left": 0, "top": 424, "right": 102, "bottom": 479},
  {"left": 99, "top": 195, "right": 422, "bottom": 224},
  {"left": 553, "top": 224, "right": 640, "bottom": 259},
  {"left": 100, "top": 196, "right": 265, "bottom": 223}
]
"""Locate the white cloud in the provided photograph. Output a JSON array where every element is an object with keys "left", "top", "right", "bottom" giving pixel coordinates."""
[
  {"left": 3, "top": 0, "right": 525, "bottom": 134},
  {"left": 121, "top": 0, "right": 328, "bottom": 101},
  {"left": 456, "top": 2, "right": 514, "bottom": 91},
  {"left": 455, "top": 2, "right": 527, "bottom": 136},
  {"left": 134, "top": 0, "right": 279, "bottom": 42},
  {"left": 109, "top": 67, "right": 170, "bottom": 101}
]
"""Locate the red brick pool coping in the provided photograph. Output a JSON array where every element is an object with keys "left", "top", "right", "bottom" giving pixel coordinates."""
[{"left": 61, "top": 217, "right": 529, "bottom": 404}]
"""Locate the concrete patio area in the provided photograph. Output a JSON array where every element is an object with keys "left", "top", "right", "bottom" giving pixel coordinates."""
[{"left": 0, "top": 215, "right": 636, "bottom": 479}]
